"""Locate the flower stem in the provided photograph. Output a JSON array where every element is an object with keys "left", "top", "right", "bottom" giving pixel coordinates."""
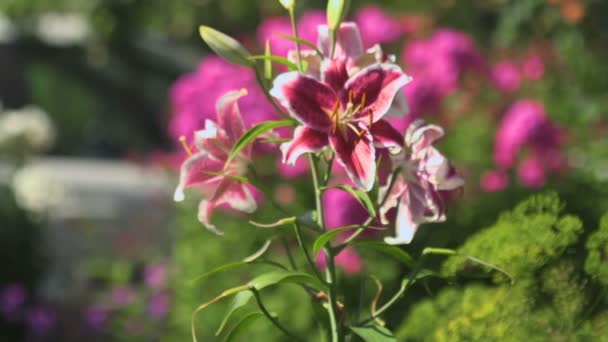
[
  {"left": 308, "top": 154, "right": 343, "bottom": 342},
  {"left": 288, "top": 8, "right": 303, "bottom": 71},
  {"left": 293, "top": 222, "right": 326, "bottom": 283}
]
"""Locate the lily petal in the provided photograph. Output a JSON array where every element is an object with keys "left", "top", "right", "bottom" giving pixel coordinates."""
[
  {"left": 173, "top": 152, "right": 224, "bottom": 202},
  {"left": 197, "top": 200, "right": 224, "bottom": 235},
  {"left": 318, "top": 22, "right": 364, "bottom": 60},
  {"left": 343, "top": 64, "right": 412, "bottom": 123},
  {"left": 194, "top": 120, "right": 228, "bottom": 161},
  {"left": 329, "top": 125, "right": 376, "bottom": 191},
  {"left": 321, "top": 58, "right": 349, "bottom": 92},
  {"left": 287, "top": 49, "right": 322, "bottom": 79},
  {"left": 216, "top": 183, "right": 258, "bottom": 214},
  {"left": 281, "top": 126, "right": 329, "bottom": 165},
  {"left": 216, "top": 89, "right": 248, "bottom": 146},
  {"left": 406, "top": 119, "right": 444, "bottom": 153},
  {"left": 369, "top": 119, "right": 403, "bottom": 152},
  {"left": 270, "top": 72, "right": 338, "bottom": 131}
]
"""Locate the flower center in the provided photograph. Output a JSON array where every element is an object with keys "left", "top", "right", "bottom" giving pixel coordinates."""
[{"left": 327, "top": 90, "right": 373, "bottom": 142}]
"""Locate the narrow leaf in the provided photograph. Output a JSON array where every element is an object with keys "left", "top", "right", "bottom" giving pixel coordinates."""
[
  {"left": 355, "top": 241, "right": 415, "bottom": 268},
  {"left": 312, "top": 225, "right": 361, "bottom": 256},
  {"left": 324, "top": 184, "right": 377, "bottom": 218},
  {"left": 222, "top": 312, "right": 264, "bottom": 342},
  {"left": 350, "top": 324, "right": 396, "bottom": 342},
  {"left": 190, "top": 262, "right": 248, "bottom": 284},
  {"left": 215, "top": 291, "right": 253, "bottom": 336},
  {"left": 225, "top": 120, "right": 295, "bottom": 167},
  {"left": 243, "top": 240, "right": 273, "bottom": 263},
  {"left": 249, "top": 217, "right": 296, "bottom": 228},
  {"left": 199, "top": 26, "right": 253, "bottom": 67},
  {"left": 248, "top": 270, "right": 327, "bottom": 291},
  {"left": 249, "top": 55, "right": 299, "bottom": 71}
]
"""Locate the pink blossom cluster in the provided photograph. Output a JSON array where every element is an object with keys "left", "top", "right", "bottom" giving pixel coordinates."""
[{"left": 482, "top": 100, "right": 565, "bottom": 191}]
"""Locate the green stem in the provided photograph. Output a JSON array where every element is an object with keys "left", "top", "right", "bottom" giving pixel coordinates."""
[
  {"left": 293, "top": 222, "right": 326, "bottom": 283},
  {"left": 281, "top": 237, "right": 298, "bottom": 270},
  {"left": 288, "top": 8, "right": 303, "bottom": 71},
  {"left": 251, "top": 288, "right": 306, "bottom": 342},
  {"left": 308, "top": 154, "right": 343, "bottom": 342}
]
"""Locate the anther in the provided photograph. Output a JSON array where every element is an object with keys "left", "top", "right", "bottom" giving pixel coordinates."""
[{"left": 179, "top": 135, "right": 193, "bottom": 156}]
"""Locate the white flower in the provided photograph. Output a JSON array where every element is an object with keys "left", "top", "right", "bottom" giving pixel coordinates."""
[
  {"left": 36, "top": 12, "right": 90, "bottom": 46},
  {"left": 11, "top": 164, "right": 64, "bottom": 215},
  {"left": 0, "top": 105, "right": 56, "bottom": 152}
]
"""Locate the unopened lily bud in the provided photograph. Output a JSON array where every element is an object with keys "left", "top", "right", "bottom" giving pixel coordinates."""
[
  {"left": 327, "top": 0, "right": 350, "bottom": 31},
  {"left": 278, "top": 0, "right": 295, "bottom": 11},
  {"left": 199, "top": 25, "right": 253, "bottom": 67}
]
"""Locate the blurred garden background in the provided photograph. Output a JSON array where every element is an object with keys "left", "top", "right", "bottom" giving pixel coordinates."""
[{"left": 1, "top": 0, "right": 607, "bottom": 340}]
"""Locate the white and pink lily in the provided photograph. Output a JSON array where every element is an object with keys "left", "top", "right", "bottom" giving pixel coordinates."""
[
  {"left": 173, "top": 90, "right": 257, "bottom": 235},
  {"left": 271, "top": 58, "right": 410, "bottom": 191},
  {"left": 379, "top": 120, "right": 464, "bottom": 244}
]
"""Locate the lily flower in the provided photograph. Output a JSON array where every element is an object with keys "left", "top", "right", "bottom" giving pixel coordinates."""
[
  {"left": 379, "top": 120, "right": 464, "bottom": 244},
  {"left": 173, "top": 90, "right": 257, "bottom": 235},
  {"left": 287, "top": 22, "right": 410, "bottom": 117},
  {"left": 271, "top": 57, "right": 411, "bottom": 191}
]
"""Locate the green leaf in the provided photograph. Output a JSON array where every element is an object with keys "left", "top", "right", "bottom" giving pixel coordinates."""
[
  {"left": 199, "top": 26, "right": 253, "bottom": 67},
  {"left": 248, "top": 270, "right": 327, "bottom": 291},
  {"left": 216, "top": 291, "right": 253, "bottom": 336},
  {"left": 326, "top": 0, "right": 350, "bottom": 30},
  {"left": 222, "top": 312, "right": 264, "bottom": 342},
  {"left": 276, "top": 33, "right": 324, "bottom": 57},
  {"left": 249, "top": 55, "right": 299, "bottom": 71},
  {"left": 312, "top": 225, "right": 361, "bottom": 256},
  {"left": 350, "top": 324, "right": 396, "bottom": 342},
  {"left": 190, "top": 262, "right": 248, "bottom": 284},
  {"left": 225, "top": 120, "right": 295, "bottom": 167},
  {"left": 324, "top": 184, "right": 377, "bottom": 218},
  {"left": 355, "top": 241, "right": 415, "bottom": 268},
  {"left": 249, "top": 217, "right": 296, "bottom": 228}
]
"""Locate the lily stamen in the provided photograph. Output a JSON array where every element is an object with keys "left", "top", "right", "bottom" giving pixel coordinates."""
[{"left": 179, "top": 135, "right": 193, "bottom": 156}]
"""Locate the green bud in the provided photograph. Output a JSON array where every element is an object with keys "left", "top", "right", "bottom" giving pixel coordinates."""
[
  {"left": 278, "top": 0, "right": 295, "bottom": 11},
  {"left": 199, "top": 25, "right": 253, "bottom": 67},
  {"left": 327, "top": 0, "right": 350, "bottom": 31},
  {"left": 264, "top": 40, "right": 273, "bottom": 80}
]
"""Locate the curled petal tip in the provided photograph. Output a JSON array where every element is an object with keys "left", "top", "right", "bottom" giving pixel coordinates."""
[
  {"left": 173, "top": 188, "right": 185, "bottom": 202},
  {"left": 384, "top": 236, "right": 411, "bottom": 245}
]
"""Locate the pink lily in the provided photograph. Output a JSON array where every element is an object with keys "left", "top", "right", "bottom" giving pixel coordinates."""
[
  {"left": 379, "top": 120, "right": 464, "bottom": 244},
  {"left": 287, "top": 22, "right": 410, "bottom": 117},
  {"left": 271, "top": 58, "right": 411, "bottom": 191},
  {"left": 173, "top": 90, "right": 257, "bottom": 235}
]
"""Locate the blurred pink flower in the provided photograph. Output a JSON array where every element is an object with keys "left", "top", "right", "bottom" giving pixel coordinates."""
[
  {"left": 26, "top": 306, "right": 56, "bottom": 335},
  {"left": 316, "top": 247, "right": 363, "bottom": 274},
  {"left": 83, "top": 305, "right": 109, "bottom": 331},
  {"left": 111, "top": 286, "right": 134, "bottom": 306},
  {"left": 147, "top": 293, "right": 170, "bottom": 319},
  {"left": 277, "top": 155, "right": 309, "bottom": 179},
  {"left": 518, "top": 155, "right": 546, "bottom": 188},
  {"left": 491, "top": 99, "right": 565, "bottom": 189},
  {"left": 323, "top": 186, "right": 370, "bottom": 230},
  {"left": 380, "top": 120, "right": 464, "bottom": 244},
  {"left": 354, "top": 5, "right": 404, "bottom": 48},
  {"left": 169, "top": 57, "right": 277, "bottom": 141},
  {"left": 144, "top": 264, "right": 167, "bottom": 290},
  {"left": 522, "top": 54, "right": 545, "bottom": 80},
  {"left": 480, "top": 170, "right": 509, "bottom": 192},
  {"left": 491, "top": 61, "right": 521, "bottom": 92},
  {"left": 0, "top": 283, "right": 26, "bottom": 320}
]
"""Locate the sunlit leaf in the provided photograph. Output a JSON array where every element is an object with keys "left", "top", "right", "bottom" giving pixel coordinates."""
[
  {"left": 312, "top": 225, "right": 361, "bottom": 256},
  {"left": 354, "top": 240, "right": 415, "bottom": 268},
  {"left": 215, "top": 291, "right": 254, "bottom": 336},
  {"left": 225, "top": 119, "right": 296, "bottom": 167},
  {"left": 276, "top": 33, "right": 324, "bottom": 57},
  {"left": 248, "top": 270, "right": 327, "bottom": 291},
  {"left": 222, "top": 312, "right": 264, "bottom": 342},
  {"left": 278, "top": 0, "right": 295, "bottom": 11},
  {"left": 199, "top": 26, "right": 253, "bottom": 67}
]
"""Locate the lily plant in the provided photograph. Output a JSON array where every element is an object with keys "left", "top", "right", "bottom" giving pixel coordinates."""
[{"left": 174, "top": 1, "right": 510, "bottom": 341}]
